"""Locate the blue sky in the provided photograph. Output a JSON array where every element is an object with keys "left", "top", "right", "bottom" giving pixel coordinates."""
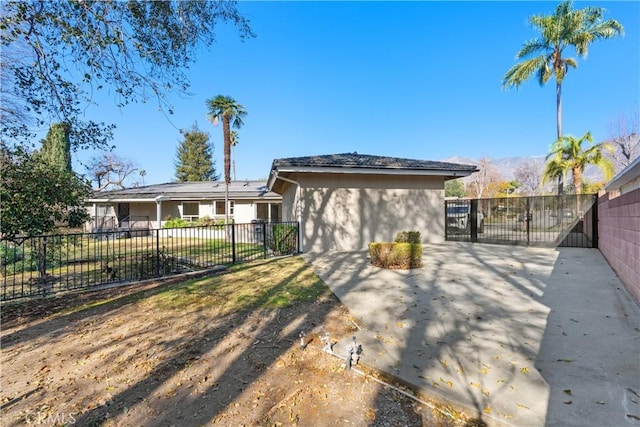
[{"left": 73, "top": 1, "right": 639, "bottom": 185}]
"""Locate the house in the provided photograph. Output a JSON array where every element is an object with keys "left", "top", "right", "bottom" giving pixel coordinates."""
[
  {"left": 267, "top": 152, "right": 478, "bottom": 252},
  {"left": 85, "top": 180, "right": 282, "bottom": 231}
]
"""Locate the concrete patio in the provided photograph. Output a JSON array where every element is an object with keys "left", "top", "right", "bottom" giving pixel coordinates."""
[{"left": 303, "top": 242, "right": 640, "bottom": 427}]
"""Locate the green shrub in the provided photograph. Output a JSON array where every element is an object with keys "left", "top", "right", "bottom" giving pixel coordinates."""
[
  {"left": 394, "top": 231, "right": 422, "bottom": 244},
  {"left": 0, "top": 242, "right": 23, "bottom": 266},
  {"left": 198, "top": 216, "right": 216, "bottom": 226},
  {"left": 270, "top": 224, "right": 298, "bottom": 255},
  {"left": 369, "top": 242, "right": 422, "bottom": 269},
  {"left": 163, "top": 216, "right": 233, "bottom": 229},
  {"left": 163, "top": 217, "right": 189, "bottom": 229}
]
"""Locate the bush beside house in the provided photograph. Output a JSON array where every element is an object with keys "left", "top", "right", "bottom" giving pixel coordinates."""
[{"left": 369, "top": 231, "right": 423, "bottom": 269}]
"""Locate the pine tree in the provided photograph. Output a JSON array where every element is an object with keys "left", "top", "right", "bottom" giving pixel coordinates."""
[
  {"left": 39, "top": 122, "right": 72, "bottom": 172},
  {"left": 174, "top": 124, "right": 218, "bottom": 182}
]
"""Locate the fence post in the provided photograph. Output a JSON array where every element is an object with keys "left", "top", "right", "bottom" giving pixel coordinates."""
[
  {"left": 262, "top": 222, "right": 267, "bottom": 259},
  {"left": 296, "top": 222, "right": 301, "bottom": 253},
  {"left": 444, "top": 201, "right": 448, "bottom": 241},
  {"left": 41, "top": 236, "right": 48, "bottom": 297},
  {"left": 526, "top": 197, "right": 531, "bottom": 246},
  {"left": 592, "top": 194, "right": 599, "bottom": 249},
  {"left": 231, "top": 223, "right": 236, "bottom": 264},
  {"left": 470, "top": 199, "right": 478, "bottom": 242},
  {"left": 155, "top": 228, "right": 160, "bottom": 278}
]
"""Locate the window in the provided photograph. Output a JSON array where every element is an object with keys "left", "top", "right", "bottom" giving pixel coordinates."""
[
  {"left": 215, "top": 201, "right": 234, "bottom": 216},
  {"left": 270, "top": 203, "right": 282, "bottom": 222},
  {"left": 182, "top": 202, "right": 199, "bottom": 221},
  {"left": 256, "top": 202, "right": 282, "bottom": 222},
  {"left": 256, "top": 203, "right": 268, "bottom": 221},
  {"left": 96, "top": 205, "right": 108, "bottom": 216}
]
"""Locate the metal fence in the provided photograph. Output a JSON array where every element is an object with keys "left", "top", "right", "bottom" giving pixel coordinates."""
[
  {"left": 445, "top": 194, "right": 598, "bottom": 248},
  {"left": 0, "top": 221, "right": 299, "bottom": 301}
]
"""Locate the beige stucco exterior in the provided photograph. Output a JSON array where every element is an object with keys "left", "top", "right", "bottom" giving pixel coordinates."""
[
  {"left": 279, "top": 172, "right": 445, "bottom": 253},
  {"left": 157, "top": 199, "right": 258, "bottom": 225},
  {"left": 87, "top": 199, "right": 281, "bottom": 231}
]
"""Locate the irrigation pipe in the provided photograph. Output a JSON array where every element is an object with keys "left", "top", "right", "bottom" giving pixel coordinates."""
[{"left": 322, "top": 348, "right": 457, "bottom": 421}]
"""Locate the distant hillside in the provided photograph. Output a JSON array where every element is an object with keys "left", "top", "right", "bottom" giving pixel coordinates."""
[{"left": 442, "top": 155, "right": 608, "bottom": 183}]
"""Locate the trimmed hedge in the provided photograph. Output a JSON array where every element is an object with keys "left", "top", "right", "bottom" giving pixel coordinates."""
[
  {"left": 368, "top": 242, "right": 422, "bottom": 270},
  {"left": 394, "top": 231, "right": 421, "bottom": 244}
]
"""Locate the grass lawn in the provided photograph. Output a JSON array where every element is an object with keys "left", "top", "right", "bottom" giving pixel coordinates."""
[{"left": 1, "top": 256, "right": 453, "bottom": 426}]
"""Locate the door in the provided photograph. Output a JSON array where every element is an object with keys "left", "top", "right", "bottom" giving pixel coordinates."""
[{"left": 117, "top": 203, "right": 130, "bottom": 227}]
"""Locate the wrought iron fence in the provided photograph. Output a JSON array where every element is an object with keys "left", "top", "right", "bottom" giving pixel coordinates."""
[
  {"left": 0, "top": 221, "right": 299, "bottom": 301},
  {"left": 445, "top": 194, "right": 598, "bottom": 248}
]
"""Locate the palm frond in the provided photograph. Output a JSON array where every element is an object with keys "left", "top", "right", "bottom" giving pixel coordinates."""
[
  {"left": 542, "top": 157, "right": 567, "bottom": 185},
  {"left": 516, "top": 39, "right": 549, "bottom": 59},
  {"left": 502, "top": 56, "right": 547, "bottom": 89}
]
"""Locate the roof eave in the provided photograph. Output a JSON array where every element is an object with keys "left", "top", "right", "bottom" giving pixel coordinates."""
[
  {"left": 88, "top": 194, "right": 282, "bottom": 203},
  {"left": 605, "top": 156, "right": 640, "bottom": 191},
  {"left": 272, "top": 165, "right": 477, "bottom": 177}
]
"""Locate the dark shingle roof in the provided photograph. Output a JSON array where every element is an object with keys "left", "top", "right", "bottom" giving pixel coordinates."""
[
  {"left": 89, "top": 180, "right": 280, "bottom": 201},
  {"left": 271, "top": 152, "right": 478, "bottom": 172}
]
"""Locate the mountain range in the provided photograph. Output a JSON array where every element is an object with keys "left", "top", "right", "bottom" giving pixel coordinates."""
[{"left": 442, "top": 155, "right": 607, "bottom": 182}]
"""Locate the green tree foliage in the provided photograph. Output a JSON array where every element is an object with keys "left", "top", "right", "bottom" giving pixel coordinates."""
[
  {"left": 496, "top": 180, "right": 520, "bottom": 197},
  {"left": 37, "top": 122, "right": 72, "bottom": 172},
  {"left": 0, "top": 1, "right": 254, "bottom": 149},
  {"left": 542, "top": 132, "right": 614, "bottom": 195},
  {"left": 444, "top": 179, "right": 466, "bottom": 198},
  {"left": 502, "top": 1, "right": 623, "bottom": 140},
  {"left": 0, "top": 146, "right": 91, "bottom": 239},
  {"left": 174, "top": 124, "right": 218, "bottom": 182}
]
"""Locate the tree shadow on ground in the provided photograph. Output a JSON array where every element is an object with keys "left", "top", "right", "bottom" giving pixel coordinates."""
[
  {"left": 304, "top": 242, "right": 557, "bottom": 426},
  {"left": 1, "top": 257, "right": 349, "bottom": 426}
]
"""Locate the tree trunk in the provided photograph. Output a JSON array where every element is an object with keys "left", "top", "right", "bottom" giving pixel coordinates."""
[
  {"left": 573, "top": 166, "right": 583, "bottom": 195},
  {"left": 223, "top": 115, "right": 231, "bottom": 225},
  {"left": 556, "top": 81, "right": 564, "bottom": 195},
  {"left": 556, "top": 82, "right": 562, "bottom": 140}
]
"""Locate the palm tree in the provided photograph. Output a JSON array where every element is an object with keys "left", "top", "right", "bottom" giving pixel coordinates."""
[
  {"left": 230, "top": 130, "right": 239, "bottom": 181},
  {"left": 542, "top": 132, "right": 614, "bottom": 195},
  {"left": 502, "top": 1, "right": 623, "bottom": 140},
  {"left": 205, "top": 95, "right": 247, "bottom": 224}
]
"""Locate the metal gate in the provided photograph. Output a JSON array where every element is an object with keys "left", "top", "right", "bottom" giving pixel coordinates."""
[{"left": 445, "top": 194, "right": 598, "bottom": 248}]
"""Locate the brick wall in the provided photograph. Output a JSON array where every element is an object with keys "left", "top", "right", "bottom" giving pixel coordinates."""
[{"left": 597, "top": 188, "right": 640, "bottom": 303}]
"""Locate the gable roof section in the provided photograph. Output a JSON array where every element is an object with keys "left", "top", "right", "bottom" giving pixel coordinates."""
[
  {"left": 268, "top": 152, "right": 478, "bottom": 191},
  {"left": 87, "top": 180, "right": 281, "bottom": 203}
]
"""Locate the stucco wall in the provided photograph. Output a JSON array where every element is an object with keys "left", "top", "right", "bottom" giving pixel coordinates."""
[
  {"left": 285, "top": 173, "right": 445, "bottom": 253},
  {"left": 597, "top": 189, "right": 640, "bottom": 303},
  {"left": 281, "top": 183, "right": 299, "bottom": 223},
  {"left": 154, "top": 200, "right": 259, "bottom": 226}
]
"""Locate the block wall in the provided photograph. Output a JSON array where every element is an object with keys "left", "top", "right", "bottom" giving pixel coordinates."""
[{"left": 597, "top": 188, "right": 640, "bottom": 303}]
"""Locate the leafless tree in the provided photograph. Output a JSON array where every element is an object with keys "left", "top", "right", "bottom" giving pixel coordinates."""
[
  {"left": 607, "top": 112, "right": 640, "bottom": 174},
  {"left": 466, "top": 157, "right": 502, "bottom": 198},
  {"left": 514, "top": 160, "right": 543, "bottom": 195},
  {"left": 85, "top": 152, "right": 139, "bottom": 191}
]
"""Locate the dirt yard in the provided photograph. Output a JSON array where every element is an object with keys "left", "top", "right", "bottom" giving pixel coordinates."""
[{"left": 1, "top": 257, "right": 471, "bottom": 426}]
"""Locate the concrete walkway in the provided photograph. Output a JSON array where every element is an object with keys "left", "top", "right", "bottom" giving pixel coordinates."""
[{"left": 303, "top": 242, "right": 640, "bottom": 427}]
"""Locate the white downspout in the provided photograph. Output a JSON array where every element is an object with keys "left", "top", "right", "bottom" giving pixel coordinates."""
[{"left": 273, "top": 173, "right": 303, "bottom": 252}]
